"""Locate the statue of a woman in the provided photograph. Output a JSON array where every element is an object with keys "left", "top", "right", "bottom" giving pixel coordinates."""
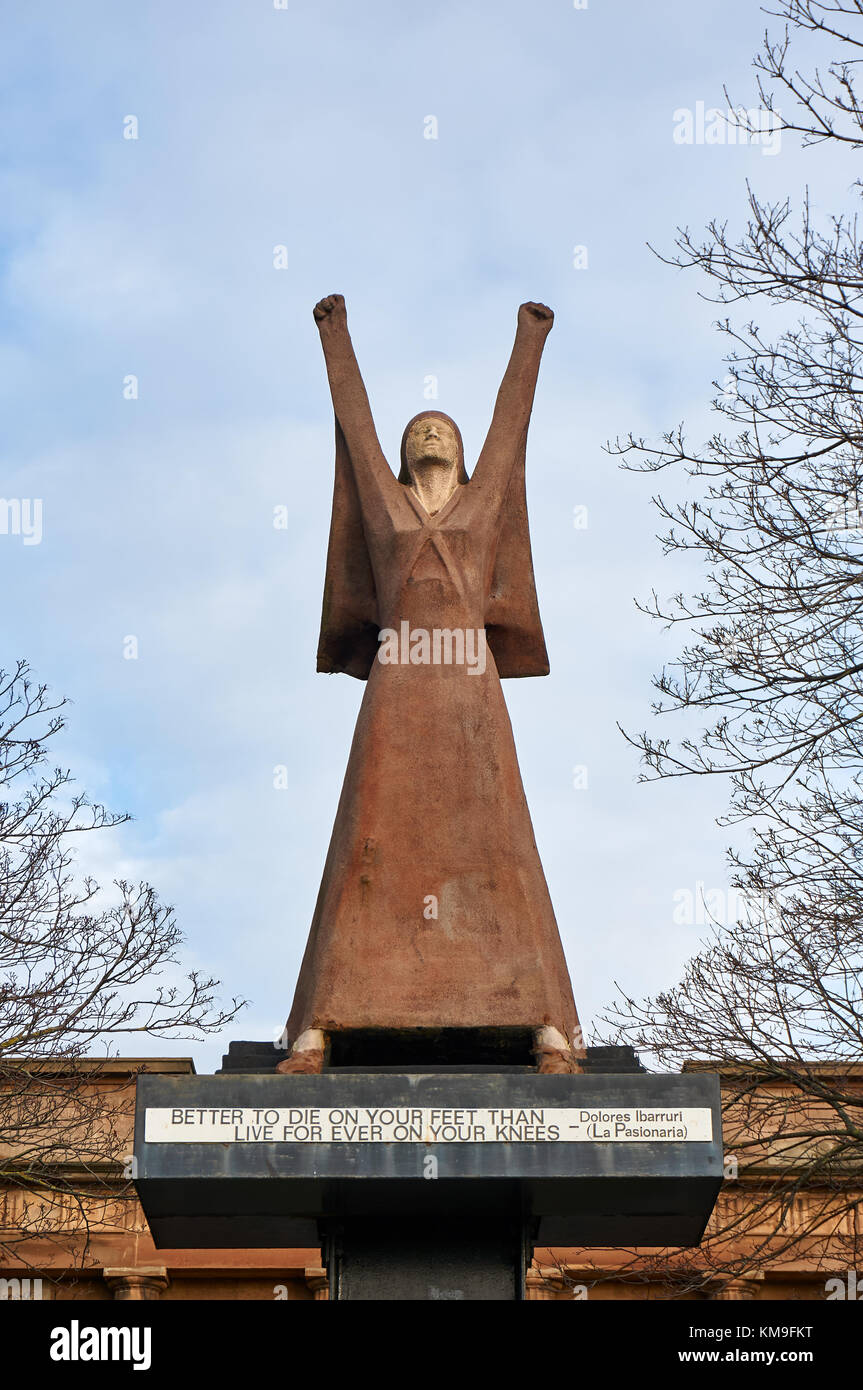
[{"left": 280, "top": 295, "right": 582, "bottom": 1074}]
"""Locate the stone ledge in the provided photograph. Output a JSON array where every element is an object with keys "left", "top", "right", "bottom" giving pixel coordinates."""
[{"left": 134, "top": 1070, "right": 722, "bottom": 1251}]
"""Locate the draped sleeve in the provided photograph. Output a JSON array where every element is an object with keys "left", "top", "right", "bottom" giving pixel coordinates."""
[
  {"left": 316, "top": 419, "right": 380, "bottom": 679},
  {"left": 485, "top": 435, "right": 549, "bottom": 678},
  {"left": 475, "top": 309, "right": 553, "bottom": 678},
  {"left": 313, "top": 301, "right": 399, "bottom": 680}
]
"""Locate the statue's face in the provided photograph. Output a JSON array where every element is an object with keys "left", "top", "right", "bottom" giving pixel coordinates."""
[{"left": 404, "top": 416, "right": 460, "bottom": 472}]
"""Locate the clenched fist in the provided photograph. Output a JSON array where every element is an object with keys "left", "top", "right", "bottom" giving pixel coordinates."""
[
  {"left": 313, "top": 293, "right": 347, "bottom": 325},
  {"left": 518, "top": 301, "right": 554, "bottom": 330}
]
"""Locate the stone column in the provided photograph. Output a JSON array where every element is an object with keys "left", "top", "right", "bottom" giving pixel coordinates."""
[
  {"left": 304, "top": 1266, "right": 329, "bottom": 1300},
  {"left": 525, "top": 1265, "right": 568, "bottom": 1300},
  {"left": 709, "top": 1275, "right": 762, "bottom": 1301},
  {"left": 103, "top": 1267, "right": 170, "bottom": 1300}
]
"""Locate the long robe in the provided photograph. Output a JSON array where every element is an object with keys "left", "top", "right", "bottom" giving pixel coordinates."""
[{"left": 286, "top": 310, "right": 580, "bottom": 1048}]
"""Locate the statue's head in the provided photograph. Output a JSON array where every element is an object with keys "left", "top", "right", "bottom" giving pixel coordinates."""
[{"left": 399, "top": 411, "right": 468, "bottom": 486}]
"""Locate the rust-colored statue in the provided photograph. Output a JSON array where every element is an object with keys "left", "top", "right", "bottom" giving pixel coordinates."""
[{"left": 279, "top": 295, "right": 582, "bottom": 1075}]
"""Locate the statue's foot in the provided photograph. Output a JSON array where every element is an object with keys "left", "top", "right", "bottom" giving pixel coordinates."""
[
  {"left": 275, "top": 1027, "right": 327, "bottom": 1075},
  {"left": 275, "top": 1049, "right": 325, "bottom": 1074},
  {"left": 533, "top": 1025, "right": 583, "bottom": 1075}
]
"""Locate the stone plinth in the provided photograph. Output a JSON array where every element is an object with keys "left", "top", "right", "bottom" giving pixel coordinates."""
[{"left": 134, "top": 1070, "right": 722, "bottom": 1269}]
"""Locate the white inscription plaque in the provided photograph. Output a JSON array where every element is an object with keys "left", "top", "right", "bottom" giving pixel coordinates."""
[{"left": 145, "top": 1106, "right": 713, "bottom": 1144}]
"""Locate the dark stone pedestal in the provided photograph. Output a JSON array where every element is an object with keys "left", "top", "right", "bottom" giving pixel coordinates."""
[
  {"left": 134, "top": 1058, "right": 723, "bottom": 1299},
  {"left": 324, "top": 1211, "right": 528, "bottom": 1301}
]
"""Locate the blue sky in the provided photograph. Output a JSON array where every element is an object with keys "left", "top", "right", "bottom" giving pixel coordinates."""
[{"left": 0, "top": 1, "right": 850, "bottom": 1070}]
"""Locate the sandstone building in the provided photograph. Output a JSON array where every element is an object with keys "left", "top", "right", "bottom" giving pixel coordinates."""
[{"left": 1, "top": 1052, "right": 859, "bottom": 1301}]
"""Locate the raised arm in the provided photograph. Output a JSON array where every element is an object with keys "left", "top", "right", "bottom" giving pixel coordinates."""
[
  {"left": 472, "top": 301, "right": 554, "bottom": 495},
  {"left": 313, "top": 294, "right": 392, "bottom": 483}
]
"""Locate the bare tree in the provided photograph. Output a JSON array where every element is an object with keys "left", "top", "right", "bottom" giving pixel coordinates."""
[
  {"left": 0, "top": 660, "right": 245, "bottom": 1274},
  {"left": 600, "top": 0, "right": 863, "bottom": 1293}
]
